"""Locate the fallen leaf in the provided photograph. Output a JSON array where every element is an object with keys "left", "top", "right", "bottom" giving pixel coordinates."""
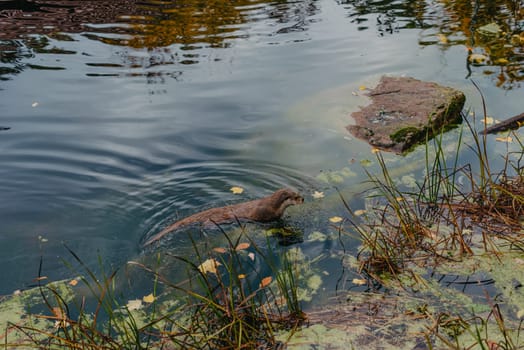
[
  {"left": 354, "top": 209, "right": 366, "bottom": 216},
  {"left": 259, "top": 276, "right": 272, "bottom": 288},
  {"left": 248, "top": 252, "right": 255, "bottom": 261},
  {"left": 352, "top": 278, "right": 367, "bottom": 285},
  {"left": 34, "top": 276, "right": 48, "bottom": 282},
  {"left": 371, "top": 148, "right": 380, "bottom": 154},
  {"left": 329, "top": 216, "right": 343, "bottom": 223},
  {"left": 126, "top": 299, "right": 142, "bottom": 311},
  {"left": 312, "top": 191, "right": 324, "bottom": 199},
  {"left": 235, "top": 242, "right": 250, "bottom": 251},
  {"left": 358, "top": 85, "right": 366, "bottom": 91},
  {"left": 351, "top": 91, "right": 358, "bottom": 96},
  {"left": 495, "top": 58, "right": 508, "bottom": 65},
  {"left": 495, "top": 136, "right": 512, "bottom": 143},
  {"left": 484, "top": 116, "right": 495, "bottom": 125},
  {"left": 437, "top": 33, "right": 448, "bottom": 44},
  {"left": 230, "top": 186, "right": 244, "bottom": 194},
  {"left": 198, "top": 258, "right": 221, "bottom": 275},
  {"left": 143, "top": 293, "right": 156, "bottom": 303},
  {"left": 68, "top": 279, "right": 78, "bottom": 286},
  {"left": 213, "top": 247, "right": 227, "bottom": 254},
  {"left": 31, "top": 102, "right": 39, "bottom": 108},
  {"left": 238, "top": 274, "right": 246, "bottom": 279},
  {"left": 468, "top": 53, "right": 488, "bottom": 64},
  {"left": 52, "top": 307, "right": 65, "bottom": 319}
]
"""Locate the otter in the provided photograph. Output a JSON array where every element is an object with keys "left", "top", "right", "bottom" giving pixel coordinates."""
[{"left": 143, "top": 188, "right": 304, "bottom": 246}]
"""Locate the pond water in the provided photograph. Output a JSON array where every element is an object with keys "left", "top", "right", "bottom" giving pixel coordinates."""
[{"left": 1, "top": 0, "right": 523, "bottom": 306}]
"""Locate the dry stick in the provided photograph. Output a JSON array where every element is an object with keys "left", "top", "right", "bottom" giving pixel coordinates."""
[{"left": 482, "top": 112, "right": 524, "bottom": 135}]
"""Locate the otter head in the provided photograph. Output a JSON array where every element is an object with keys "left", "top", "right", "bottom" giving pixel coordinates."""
[{"left": 269, "top": 188, "right": 304, "bottom": 217}]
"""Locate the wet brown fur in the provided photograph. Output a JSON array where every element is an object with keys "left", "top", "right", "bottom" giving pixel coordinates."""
[{"left": 144, "top": 188, "right": 304, "bottom": 246}]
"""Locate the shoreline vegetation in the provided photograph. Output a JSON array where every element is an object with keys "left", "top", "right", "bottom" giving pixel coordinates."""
[{"left": 3, "top": 92, "right": 524, "bottom": 348}]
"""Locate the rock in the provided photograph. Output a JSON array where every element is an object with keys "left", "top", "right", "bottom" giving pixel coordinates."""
[{"left": 347, "top": 76, "right": 465, "bottom": 154}]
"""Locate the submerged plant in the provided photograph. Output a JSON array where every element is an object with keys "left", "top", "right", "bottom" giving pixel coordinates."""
[{"left": 4, "top": 227, "right": 305, "bottom": 349}]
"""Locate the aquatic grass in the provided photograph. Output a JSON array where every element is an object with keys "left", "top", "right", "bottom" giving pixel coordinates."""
[{"left": 4, "top": 225, "right": 304, "bottom": 349}]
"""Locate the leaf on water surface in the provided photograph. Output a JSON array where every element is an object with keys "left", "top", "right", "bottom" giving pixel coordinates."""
[
  {"left": 360, "top": 159, "right": 373, "bottom": 167},
  {"left": 213, "top": 247, "right": 227, "bottom": 254},
  {"left": 230, "top": 186, "right": 244, "bottom": 194},
  {"left": 259, "top": 276, "right": 272, "bottom": 288},
  {"left": 143, "top": 293, "right": 156, "bottom": 303},
  {"left": 494, "top": 58, "right": 509, "bottom": 65},
  {"left": 312, "top": 191, "right": 324, "bottom": 199},
  {"left": 495, "top": 136, "right": 512, "bottom": 143},
  {"left": 352, "top": 278, "right": 367, "bottom": 286},
  {"left": 31, "top": 102, "right": 39, "bottom": 108},
  {"left": 329, "top": 216, "right": 343, "bottom": 223},
  {"left": 359, "top": 85, "right": 366, "bottom": 91},
  {"left": 248, "top": 252, "right": 255, "bottom": 261},
  {"left": 484, "top": 116, "right": 495, "bottom": 125},
  {"left": 468, "top": 53, "right": 488, "bottom": 64},
  {"left": 198, "top": 258, "right": 221, "bottom": 275},
  {"left": 371, "top": 147, "right": 380, "bottom": 154},
  {"left": 437, "top": 33, "right": 448, "bottom": 44},
  {"left": 126, "top": 299, "right": 143, "bottom": 311},
  {"left": 238, "top": 274, "right": 246, "bottom": 279},
  {"left": 354, "top": 209, "right": 366, "bottom": 216},
  {"left": 235, "top": 242, "right": 250, "bottom": 251},
  {"left": 68, "top": 279, "right": 78, "bottom": 287}
]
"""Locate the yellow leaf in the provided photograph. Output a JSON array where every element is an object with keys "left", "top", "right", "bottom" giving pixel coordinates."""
[
  {"left": 213, "top": 247, "right": 227, "bottom": 254},
  {"left": 484, "top": 116, "right": 494, "bottom": 125},
  {"left": 468, "top": 53, "right": 488, "bottom": 64},
  {"left": 358, "top": 85, "right": 366, "bottom": 91},
  {"left": 352, "top": 278, "right": 367, "bottom": 285},
  {"left": 437, "top": 33, "right": 448, "bottom": 44},
  {"left": 235, "top": 242, "right": 250, "bottom": 251},
  {"left": 495, "top": 136, "right": 512, "bottom": 143},
  {"left": 494, "top": 58, "right": 509, "bottom": 65},
  {"left": 198, "top": 258, "right": 221, "bottom": 274},
  {"left": 329, "top": 216, "right": 343, "bottom": 223},
  {"left": 312, "top": 191, "right": 324, "bottom": 199},
  {"left": 230, "top": 186, "right": 244, "bottom": 194},
  {"left": 259, "top": 276, "right": 272, "bottom": 288},
  {"left": 126, "top": 299, "right": 142, "bottom": 311},
  {"left": 354, "top": 209, "right": 366, "bottom": 216},
  {"left": 238, "top": 274, "right": 246, "bottom": 279},
  {"left": 143, "top": 293, "right": 156, "bottom": 303},
  {"left": 68, "top": 279, "right": 78, "bottom": 287},
  {"left": 371, "top": 148, "right": 380, "bottom": 154}
]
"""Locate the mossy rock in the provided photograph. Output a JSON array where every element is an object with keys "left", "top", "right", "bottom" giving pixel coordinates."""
[{"left": 347, "top": 76, "right": 465, "bottom": 154}]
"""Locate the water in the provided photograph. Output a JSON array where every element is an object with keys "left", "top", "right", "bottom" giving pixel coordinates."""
[{"left": 1, "top": 0, "right": 523, "bottom": 298}]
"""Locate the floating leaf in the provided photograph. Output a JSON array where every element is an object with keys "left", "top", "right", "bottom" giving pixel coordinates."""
[
  {"left": 312, "top": 191, "right": 324, "bottom": 199},
  {"left": 371, "top": 148, "right": 380, "bottom": 154},
  {"left": 352, "top": 278, "right": 367, "bottom": 285},
  {"left": 437, "top": 33, "right": 448, "bottom": 44},
  {"left": 484, "top": 116, "right": 495, "bottom": 125},
  {"left": 235, "top": 242, "right": 250, "bottom": 251},
  {"left": 198, "top": 258, "right": 221, "bottom": 274},
  {"left": 468, "top": 53, "right": 488, "bottom": 64},
  {"left": 495, "top": 58, "right": 509, "bottom": 65},
  {"left": 329, "top": 216, "right": 343, "bottom": 223},
  {"left": 358, "top": 85, "right": 366, "bottom": 91},
  {"left": 248, "top": 252, "right": 255, "bottom": 261},
  {"left": 360, "top": 159, "right": 373, "bottom": 167},
  {"left": 495, "top": 136, "right": 512, "bottom": 143},
  {"left": 351, "top": 91, "right": 358, "bottom": 96},
  {"left": 31, "top": 102, "right": 39, "bottom": 108},
  {"left": 259, "top": 276, "right": 272, "bottom": 288},
  {"left": 354, "top": 209, "right": 366, "bottom": 216},
  {"left": 238, "top": 274, "right": 246, "bottom": 279},
  {"left": 230, "top": 186, "right": 244, "bottom": 194},
  {"left": 127, "top": 299, "right": 142, "bottom": 311},
  {"left": 143, "top": 293, "right": 156, "bottom": 303},
  {"left": 213, "top": 247, "right": 227, "bottom": 254},
  {"left": 68, "top": 279, "right": 78, "bottom": 287}
]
